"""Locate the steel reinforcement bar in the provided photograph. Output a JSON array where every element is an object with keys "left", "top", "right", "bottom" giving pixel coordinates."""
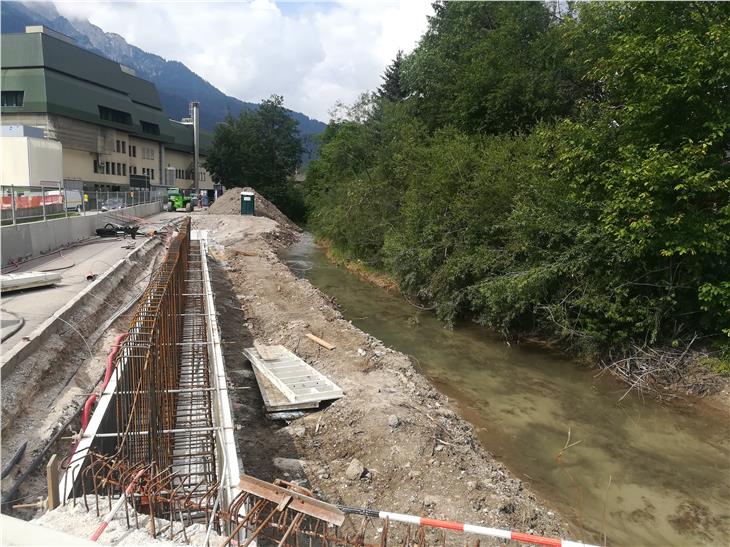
[
  {"left": 114, "top": 217, "right": 190, "bottom": 470},
  {"left": 59, "top": 218, "right": 226, "bottom": 538}
]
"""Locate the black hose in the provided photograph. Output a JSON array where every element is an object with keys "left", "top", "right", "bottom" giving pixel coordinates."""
[
  {"left": 1, "top": 404, "right": 84, "bottom": 510},
  {"left": 1, "top": 310, "right": 25, "bottom": 343},
  {"left": 1, "top": 441, "right": 27, "bottom": 479}
]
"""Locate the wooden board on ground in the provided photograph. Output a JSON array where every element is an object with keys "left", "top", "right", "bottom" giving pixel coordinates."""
[{"left": 243, "top": 345, "right": 343, "bottom": 412}]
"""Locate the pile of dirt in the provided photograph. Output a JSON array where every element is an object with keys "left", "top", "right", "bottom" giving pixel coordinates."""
[
  {"left": 192, "top": 213, "right": 585, "bottom": 545},
  {"left": 208, "top": 187, "right": 300, "bottom": 231}
]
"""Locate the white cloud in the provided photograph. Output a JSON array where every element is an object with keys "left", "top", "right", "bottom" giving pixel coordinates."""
[{"left": 51, "top": 0, "right": 432, "bottom": 121}]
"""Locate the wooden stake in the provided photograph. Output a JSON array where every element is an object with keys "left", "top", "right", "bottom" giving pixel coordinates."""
[
  {"left": 305, "top": 333, "right": 335, "bottom": 351},
  {"left": 46, "top": 454, "right": 59, "bottom": 511}
]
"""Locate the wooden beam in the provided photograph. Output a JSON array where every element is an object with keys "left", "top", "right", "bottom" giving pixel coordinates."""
[
  {"left": 305, "top": 333, "right": 335, "bottom": 351},
  {"left": 238, "top": 474, "right": 345, "bottom": 526},
  {"left": 46, "top": 454, "right": 59, "bottom": 511}
]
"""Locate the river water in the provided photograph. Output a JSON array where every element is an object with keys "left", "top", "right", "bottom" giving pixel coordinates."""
[{"left": 282, "top": 233, "right": 730, "bottom": 546}]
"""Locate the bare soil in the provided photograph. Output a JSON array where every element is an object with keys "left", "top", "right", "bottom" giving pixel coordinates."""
[{"left": 192, "top": 213, "right": 577, "bottom": 544}]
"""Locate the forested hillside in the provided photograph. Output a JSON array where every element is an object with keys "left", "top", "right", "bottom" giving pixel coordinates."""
[{"left": 305, "top": 2, "right": 730, "bottom": 366}]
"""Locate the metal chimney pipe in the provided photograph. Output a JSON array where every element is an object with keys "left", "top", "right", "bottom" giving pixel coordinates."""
[{"left": 192, "top": 101, "right": 200, "bottom": 194}]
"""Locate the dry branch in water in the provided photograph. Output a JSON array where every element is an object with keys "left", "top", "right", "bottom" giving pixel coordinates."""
[{"left": 599, "top": 338, "right": 724, "bottom": 400}]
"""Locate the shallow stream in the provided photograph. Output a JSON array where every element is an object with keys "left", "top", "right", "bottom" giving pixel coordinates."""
[{"left": 282, "top": 233, "right": 730, "bottom": 546}]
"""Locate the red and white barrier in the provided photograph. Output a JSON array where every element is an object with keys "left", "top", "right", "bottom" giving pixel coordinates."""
[
  {"left": 338, "top": 506, "right": 598, "bottom": 547},
  {"left": 89, "top": 468, "right": 146, "bottom": 541}
]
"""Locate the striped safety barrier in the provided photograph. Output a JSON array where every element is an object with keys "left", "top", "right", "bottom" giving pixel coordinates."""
[
  {"left": 89, "top": 468, "right": 146, "bottom": 541},
  {"left": 338, "top": 506, "right": 599, "bottom": 547}
]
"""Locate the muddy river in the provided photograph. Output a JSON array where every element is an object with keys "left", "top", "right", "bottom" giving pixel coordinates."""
[{"left": 282, "top": 233, "right": 730, "bottom": 546}]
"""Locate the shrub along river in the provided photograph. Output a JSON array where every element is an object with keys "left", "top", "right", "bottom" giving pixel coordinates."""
[{"left": 282, "top": 233, "right": 729, "bottom": 547}]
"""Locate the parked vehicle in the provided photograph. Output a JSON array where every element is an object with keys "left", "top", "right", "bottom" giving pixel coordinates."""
[
  {"left": 164, "top": 187, "right": 193, "bottom": 212},
  {"left": 101, "top": 197, "right": 124, "bottom": 211}
]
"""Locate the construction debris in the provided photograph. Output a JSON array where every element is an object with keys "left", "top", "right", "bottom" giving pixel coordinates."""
[
  {"left": 305, "top": 332, "right": 336, "bottom": 350},
  {"left": 0, "top": 271, "right": 62, "bottom": 292},
  {"left": 244, "top": 344, "right": 343, "bottom": 412}
]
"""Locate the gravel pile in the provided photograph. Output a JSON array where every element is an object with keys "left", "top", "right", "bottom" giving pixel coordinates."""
[{"left": 208, "top": 187, "right": 299, "bottom": 230}]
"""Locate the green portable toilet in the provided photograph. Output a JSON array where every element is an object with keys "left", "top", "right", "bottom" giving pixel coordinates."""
[{"left": 240, "top": 191, "right": 255, "bottom": 215}]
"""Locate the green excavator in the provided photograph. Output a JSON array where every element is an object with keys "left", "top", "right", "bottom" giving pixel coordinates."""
[{"left": 165, "top": 187, "right": 194, "bottom": 212}]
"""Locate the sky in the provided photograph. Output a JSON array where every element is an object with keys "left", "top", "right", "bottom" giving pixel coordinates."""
[{"left": 50, "top": 0, "right": 434, "bottom": 121}]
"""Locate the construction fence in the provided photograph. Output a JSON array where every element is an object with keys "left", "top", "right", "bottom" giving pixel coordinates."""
[{"left": 0, "top": 185, "right": 168, "bottom": 225}]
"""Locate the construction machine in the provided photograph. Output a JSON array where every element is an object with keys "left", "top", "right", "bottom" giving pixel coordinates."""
[{"left": 165, "top": 187, "right": 194, "bottom": 212}]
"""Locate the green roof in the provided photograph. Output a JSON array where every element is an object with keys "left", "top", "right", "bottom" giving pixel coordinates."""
[{"left": 1, "top": 30, "right": 210, "bottom": 153}]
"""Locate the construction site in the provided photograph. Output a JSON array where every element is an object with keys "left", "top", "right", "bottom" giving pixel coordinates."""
[{"left": 0, "top": 190, "right": 596, "bottom": 547}]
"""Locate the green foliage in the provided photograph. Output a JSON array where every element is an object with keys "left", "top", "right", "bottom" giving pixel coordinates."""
[
  {"left": 305, "top": 2, "right": 730, "bottom": 355},
  {"left": 402, "top": 1, "right": 579, "bottom": 134},
  {"left": 378, "top": 50, "right": 407, "bottom": 102},
  {"left": 204, "top": 94, "right": 305, "bottom": 219}
]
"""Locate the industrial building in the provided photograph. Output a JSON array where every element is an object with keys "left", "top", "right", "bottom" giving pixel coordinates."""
[{"left": 0, "top": 26, "right": 213, "bottom": 193}]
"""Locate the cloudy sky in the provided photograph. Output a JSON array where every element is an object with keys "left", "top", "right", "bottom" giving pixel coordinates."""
[{"left": 51, "top": 0, "right": 433, "bottom": 121}]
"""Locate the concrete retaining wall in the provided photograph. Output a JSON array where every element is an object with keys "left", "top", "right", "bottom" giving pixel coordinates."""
[{"left": 0, "top": 201, "right": 162, "bottom": 266}]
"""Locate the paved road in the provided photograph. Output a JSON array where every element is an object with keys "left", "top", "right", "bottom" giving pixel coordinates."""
[{"left": 0, "top": 212, "right": 181, "bottom": 345}]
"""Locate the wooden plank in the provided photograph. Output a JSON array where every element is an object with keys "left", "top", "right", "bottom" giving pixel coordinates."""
[
  {"left": 46, "top": 454, "right": 59, "bottom": 511},
  {"left": 305, "top": 333, "right": 335, "bottom": 351},
  {"left": 238, "top": 474, "right": 345, "bottom": 526}
]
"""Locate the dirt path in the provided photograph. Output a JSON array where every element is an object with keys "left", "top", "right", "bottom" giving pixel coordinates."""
[{"left": 193, "top": 213, "right": 578, "bottom": 544}]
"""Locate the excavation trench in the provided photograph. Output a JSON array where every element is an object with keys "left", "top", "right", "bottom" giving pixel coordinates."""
[{"left": 57, "top": 221, "right": 243, "bottom": 540}]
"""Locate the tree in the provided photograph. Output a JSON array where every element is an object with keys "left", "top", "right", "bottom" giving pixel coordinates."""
[
  {"left": 205, "top": 95, "right": 305, "bottom": 219},
  {"left": 378, "top": 51, "right": 407, "bottom": 102}
]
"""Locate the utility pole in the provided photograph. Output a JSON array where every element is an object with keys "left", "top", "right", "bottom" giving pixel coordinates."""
[{"left": 192, "top": 101, "right": 200, "bottom": 195}]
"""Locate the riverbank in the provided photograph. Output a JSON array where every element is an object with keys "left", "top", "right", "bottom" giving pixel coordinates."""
[
  {"left": 313, "top": 237, "right": 729, "bottom": 404},
  {"left": 192, "top": 213, "right": 582, "bottom": 544}
]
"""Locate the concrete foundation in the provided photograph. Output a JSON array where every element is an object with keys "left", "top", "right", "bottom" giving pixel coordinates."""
[{"left": 0, "top": 201, "right": 162, "bottom": 267}]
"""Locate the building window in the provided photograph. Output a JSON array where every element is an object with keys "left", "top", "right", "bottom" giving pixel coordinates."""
[
  {"left": 111, "top": 162, "right": 116, "bottom": 175},
  {"left": 122, "top": 164, "right": 127, "bottom": 176},
  {"left": 98, "top": 105, "right": 132, "bottom": 125},
  {"left": 132, "top": 145, "right": 137, "bottom": 157},
  {"left": 117, "top": 162, "right": 122, "bottom": 175},
  {"left": 140, "top": 121, "right": 160, "bottom": 135},
  {"left": 105, "top": 161, "right": 110, "bottom": 174},
  {"left": 1, "top": 91, "right": 24, "bottom": 107},
  {"left": 115, "top": 140, "right": 120, "bottom": 153},
  {"left": 122, "top": 141, "right": 126, "bottom": 154},
  {"left": 150, "top": 169, "right": 154, "bottom": 180}
]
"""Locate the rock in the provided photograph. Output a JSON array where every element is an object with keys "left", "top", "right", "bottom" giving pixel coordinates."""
[
  {"left": 273, "top": 457, "right": 306, "bottom": 476},
  {"left": 435, "top": 444, "right": 445, "bottom": 452},
  {"left": 466, "top": 480, "right": 477, "bottom": 490},
  {"left": 357, "top": 348, "right": 367, "bottom": 357},
  {"left": 424, "top": 495, "right": 438, "bottom": 507},
  {"left": 345, "top": 458, "right": 365, "bottom": 481},
  {"left": 387, "top": 415, "right": 400, "bottom": 428},
  {"left": 291, "top": 425, "right": 306, "bottom": 438}
]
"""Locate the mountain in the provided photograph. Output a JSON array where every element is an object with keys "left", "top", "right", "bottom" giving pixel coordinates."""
[{"left": 1, "top": 1, "right": 325, "bottom": 150}]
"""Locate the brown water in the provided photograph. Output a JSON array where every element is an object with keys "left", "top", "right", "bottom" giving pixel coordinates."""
[{"left": 282, "top": 233, "right": 730, "bottom": 547}]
